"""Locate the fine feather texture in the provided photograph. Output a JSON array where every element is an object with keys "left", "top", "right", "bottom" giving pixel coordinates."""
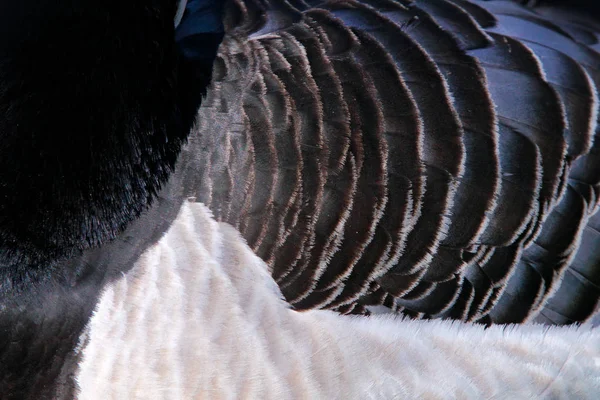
[
  {"left": 0, "top": 0, "right": 192, "bottom": 272},
  {"left": 194, "top": 0, "right": 600, "bottom": 324},
  {"left": 3, "top": 0, "right": 600, "bottom": 398},
  {"left": 0, "top": 2, "right": 223, "bottom": 398},
  {"left": 76, "top": 201, "right": 600, "bottom": 399}
]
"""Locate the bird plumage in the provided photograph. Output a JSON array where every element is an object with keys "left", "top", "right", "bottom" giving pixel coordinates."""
[
  {"left": 76, "top": 201, "right": 600, "bottom": 399},
  {"left": 0, "top": 1, "right": 222, "bottom": 398},
  {"left": 190, "top": 0, "right": 600, "bottom": 327},
  {"left": 0, "top": 0, "right": 600, "bottom": 398}
]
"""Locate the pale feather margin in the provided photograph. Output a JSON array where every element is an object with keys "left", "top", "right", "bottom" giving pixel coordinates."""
[
  {"left": 75, "top": 201, "right": 600, "bottom": 399},
  {"left": 175, "top": 0, "right": 187, "bottom": 28}
]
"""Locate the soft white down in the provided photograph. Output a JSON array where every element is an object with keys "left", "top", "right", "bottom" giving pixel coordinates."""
[{"left": 75, "top": 201, "right": 600, "bottom": 399}]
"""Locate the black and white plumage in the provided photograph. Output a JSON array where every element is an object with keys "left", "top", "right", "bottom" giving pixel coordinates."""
[{"left": 0, "top": 0, "right": 600, "bottom": 398}]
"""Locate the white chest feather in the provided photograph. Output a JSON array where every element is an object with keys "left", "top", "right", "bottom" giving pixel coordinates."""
[{"left": 75, "top": 202, "right": 600, "bottom": 399}]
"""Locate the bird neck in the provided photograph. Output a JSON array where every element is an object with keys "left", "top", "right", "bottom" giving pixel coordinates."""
[
  {"left": 0, "top": 1, "right": 224, "bottom": 397},
  {"left": 0, "top": 149, "right": 192, "bottom": 399},
  {"left": 0, "top": 0, "right": 218, "bottom": 276}
]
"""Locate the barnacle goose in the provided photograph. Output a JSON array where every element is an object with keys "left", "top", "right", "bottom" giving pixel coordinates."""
[{"left": 1, "top": 0, "right": 599, "bottom": 398}]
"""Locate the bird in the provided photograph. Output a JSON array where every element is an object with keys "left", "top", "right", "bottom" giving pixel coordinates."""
[{"left": 0, "top": 0, "right": 599, "bottom": 398}]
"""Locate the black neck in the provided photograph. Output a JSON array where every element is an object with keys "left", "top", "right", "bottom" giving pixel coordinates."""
[
  {"left": 0, "top": 1, "right": 223, "bottom": 397},
  {"left": 0, "top": 0, "right": 205, "bottom": 274},
  {"left": 0, "top": 160, "right": 190, "bottom": 398}
]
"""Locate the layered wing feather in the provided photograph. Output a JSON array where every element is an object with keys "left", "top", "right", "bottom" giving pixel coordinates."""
[{"left": 190, "top": 0, "right": 600, "bottom": 324}]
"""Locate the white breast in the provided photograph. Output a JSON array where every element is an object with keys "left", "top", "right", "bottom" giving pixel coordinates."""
[{"left": 75, "top": 201, "right": 600, "bottom": 399}]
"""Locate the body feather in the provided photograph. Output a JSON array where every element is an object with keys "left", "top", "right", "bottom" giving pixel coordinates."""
[
  {"left": 77, "top": 202, "right": 600, "bottom": 399},
  {"left": 194, "top": 0, "right": 600, "bottom": 325},
  {"left": 1, "top": 0, "right": 600, "bottom": 398}
]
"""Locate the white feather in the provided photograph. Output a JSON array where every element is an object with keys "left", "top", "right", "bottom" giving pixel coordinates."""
[{"left": 76, "top": 201, "right": 600, "bottom": 399}]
